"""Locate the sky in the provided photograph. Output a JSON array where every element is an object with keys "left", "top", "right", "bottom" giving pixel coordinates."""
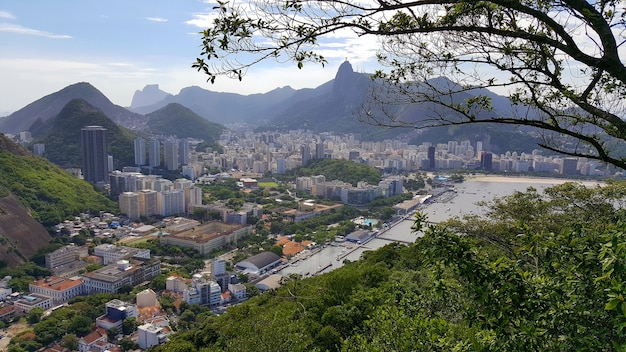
[{"left": 0, "top": 0, "right": 381, "bottom": 115}]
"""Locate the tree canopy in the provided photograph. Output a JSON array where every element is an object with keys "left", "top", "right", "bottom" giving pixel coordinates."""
[
  {"left": 195, "top": 0, "right": 626, "bottom": 169},
  {"left": 292, "top": 158, "right": 381, "bottom": 186}
]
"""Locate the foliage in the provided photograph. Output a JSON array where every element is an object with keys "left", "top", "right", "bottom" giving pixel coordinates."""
[
  {"left": 26, "top": 308, "right": 43, "bottom": 325},
  {"left": 61, "top": 334, "right": 78, "bottom": 351},
  {"left": 145, "top": 103, "right": 226, "bottom": 141},
  {"left": 121, "top": 317, "right": 139, "bottom": 336},
  {"left": 291, "top": 159, "right": 381, "bottom": 186},
  {"left": 0, "top": 148, "right": 117, "bottom": 227},
  {"left": 196, "top": 0, "right": 626, "bottom": 169},
  {"left": 119, "top": 337, "right": 138, "bottom": 351},
  {"left": 194, "top": 141, "right": 223, "bottom": 154},
  {"left": 2, "top": 262, "right": 53, "bottom": 291}
]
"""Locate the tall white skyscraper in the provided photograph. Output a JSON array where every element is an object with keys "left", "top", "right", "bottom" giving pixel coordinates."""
[
  {"left": 178, "top": 140, "right": 190, "bottom": 165},
  {"left": 134, "top": 138, "right": 146, "bottom": 166},
  {"left": 149, "top": 140, "right": 160, "bottom": 167},
  {"left": 164, "top": 142, "right": 179, "bottom": 171}
]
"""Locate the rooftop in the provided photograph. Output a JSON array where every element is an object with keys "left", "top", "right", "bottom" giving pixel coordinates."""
[
  {"left": 31, "top": 276, "right": 82, "bottom": 291},
  {"left": 167, "top": 222, "right": 246, "bottom": 243}
]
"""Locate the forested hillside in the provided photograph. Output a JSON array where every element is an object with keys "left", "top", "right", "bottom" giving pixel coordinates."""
[
  {"left": 30, "top": 99, "right": 137, "bottom": 169},
  {"left": 0, "top": 134, "right": 117, "bottom": 228},
  {"left": 154, "top": 181, "right": 626, "bottom": 351},
  {"left": 145, "top": 103, "right": 226, "bottom": 141},
  {"left": 292, "top": 159, "right": 381, "bottom": 186}
]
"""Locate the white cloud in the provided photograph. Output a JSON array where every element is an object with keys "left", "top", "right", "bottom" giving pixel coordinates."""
[
  {"left": 0, "top": 11, "right": 15, "bottom": 19},
  {"left": 0, "top": 23, "right": 71, "bottom": 39},
  {"left": 185, "top": 13, "right": 217, "bottom": 28},
  {"left": 146, "top": 17, "right": 168, "bottom": 22}
]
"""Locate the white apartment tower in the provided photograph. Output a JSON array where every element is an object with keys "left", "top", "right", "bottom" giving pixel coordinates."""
[
  {"left": 178, "top": 139, "right": 190, "bottom": 165},
  {"left": 138, "top": 189, "right": 159, "bottom": 217},
  {"left": 149, "top": 140, "right": 160, "bottom": 167},
  {"left": 164, "top": 142, "right": 179, "bottom": 171},
  {"left": 119, "top": 192, "right": 140, "bottom": 220},
  {"left": 134, "top": 138, "right": 146, "bottom": 166}
]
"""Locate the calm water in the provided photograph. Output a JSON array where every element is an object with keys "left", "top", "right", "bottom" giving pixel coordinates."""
[{"left": 279, "top": 177, "right": 601, "bottom": 277}]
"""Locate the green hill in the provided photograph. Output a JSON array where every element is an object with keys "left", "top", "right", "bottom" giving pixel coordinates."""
[
  {"left": 0, "top": 134, "right": 116, "bottom": 265},
  {"left": 292, "top": 158, "right": 381, "bottom": 186},
  {"left": 146, "top": 103, "right": 226, "bottom": 141},
  {"left": 0, "top": 134, "right": 117, "bottom": 227},
  {"left": 30, "top": 99, "right": 138, "bottom": 169}
]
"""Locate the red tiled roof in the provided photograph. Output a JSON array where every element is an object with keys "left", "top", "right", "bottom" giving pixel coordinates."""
[{"left": 31, "top": 276, "right": 82, "bottom": 291}]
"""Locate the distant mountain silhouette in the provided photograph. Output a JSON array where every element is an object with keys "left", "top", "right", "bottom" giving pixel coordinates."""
[
  {"left": 145, "top": 103, "right": 226, "bottom": 140},
  {"left": 0, "top": 82, "right": 147, "bottom": 134},
  {"left": 0, "top": 63, "right": 544, "bottom": 153},
  {"left": 130, "top": 84, "right": 173, "bottom": 109},
  {"left": 254, "top": 60, "right": 382, "bottom": 134},
  {"left": 129, "top": 85, "right": 297, "bottom": 124},
  {"left": 30, "top": 99, "right": 137, "bottom": 169}
]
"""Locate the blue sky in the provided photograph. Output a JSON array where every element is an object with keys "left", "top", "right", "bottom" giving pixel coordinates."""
[{"left": 0, "top": 0, "right": 380, "bottom": 114}]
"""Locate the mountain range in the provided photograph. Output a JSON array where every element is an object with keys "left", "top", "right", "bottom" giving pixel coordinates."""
[{"left": 0, "top": 61, "right": 540, "bottom": 152}]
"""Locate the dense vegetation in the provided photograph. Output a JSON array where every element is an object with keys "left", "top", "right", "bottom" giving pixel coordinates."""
[
  {"left": 291, "top": 159, "right": 381, "bottom": 186},
  {"left": 30, "top": 98, "right": 137, "bottom": 169},
  {"left": 146, "top": 103, "right": 226, "bottom": 141},
  {"left": 0, "top": 142, "right": 117, "bottom": 227},
  {"left": 153, "top": 180, "right": 626, "bottom": 351}
]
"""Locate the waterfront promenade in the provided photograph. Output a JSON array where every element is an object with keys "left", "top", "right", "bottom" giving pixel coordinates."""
[{"left": 279, "top": 176, "right": 602, "bottom": 278}]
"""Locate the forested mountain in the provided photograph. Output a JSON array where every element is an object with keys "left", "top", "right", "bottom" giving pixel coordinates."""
[
  {"left": 154, "top": 181, "right": 626, "bottom": 351},
  {"left": 30, "top": 99, "right": 138, "bottom": 169},
  {"left": 0, "top": 82, "right": 147, "bottom": 134},
  {"left": 0, "top": 134, "right": 116, "bottom": 266},
  {"left": 145, "top": 103, "right": 226, "bottom": 141}
]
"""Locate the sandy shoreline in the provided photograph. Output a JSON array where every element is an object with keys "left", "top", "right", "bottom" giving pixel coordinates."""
[{"left": 465, "top": 174, "right": 603, "bottom": 186}]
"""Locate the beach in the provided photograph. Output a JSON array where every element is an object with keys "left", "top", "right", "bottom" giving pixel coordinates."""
[{"left": 464, "top": 174, "right": 603, "bottom": 186}]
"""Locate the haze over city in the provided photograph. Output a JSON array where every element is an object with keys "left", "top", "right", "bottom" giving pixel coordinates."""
[{"left": 0, "top": 0, "right": 381, "bottom": 114}]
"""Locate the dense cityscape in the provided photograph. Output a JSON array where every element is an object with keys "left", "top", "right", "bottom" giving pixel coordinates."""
[
  {"left": 2, "top": 0, "right": 626, "bottom": 350},
  {"left": 0, "top": 119, "right": 612, "bottom": 352}
]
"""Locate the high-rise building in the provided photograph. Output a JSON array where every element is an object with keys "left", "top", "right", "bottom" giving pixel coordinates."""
[
  {"left": 81, "top": 126, "right": 109, "bottom": 185},
  {"left": 560, "top": 158, "right": 579, "bottom": 175},
  {"left": 427, "top": 146, "right": 436, "bottom": 170},
  {"left": 138, "top": 190, "right": 159, "bottom": 217},
  {"left": 276, "top": 159, "right": 286, "bottom": 174},
  {"left": 480, "top": 152, "right": 493, "bottom": 171},
  {"left": 149, "top": 140, "right": 160, "bottom": 167},
  {"left": 301, "top": 144, "right": 311, "bottom": 166},
  {"left": 33, "top": 143, "right": 45, "bottom": 156},
  {"left": 476, "top": 141, "right": 483, "bottom": 157},
  {"left": 134, "top": 138, "right": 146, "bottom": 166},
  {"left": 119, "top": 192, "right": 140, "bottom": 220},
  {"left": 178, "top": 140, "right": 190, "bottom": 165},
  {"left": 164, "top": 142, "right": 179, "bottom": 171},
  {"left": 315, "top": 142, "right": 324, "bottom": 159},
  {"left": 160, "top": 189, "right": 185, "bottom": 216}
]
